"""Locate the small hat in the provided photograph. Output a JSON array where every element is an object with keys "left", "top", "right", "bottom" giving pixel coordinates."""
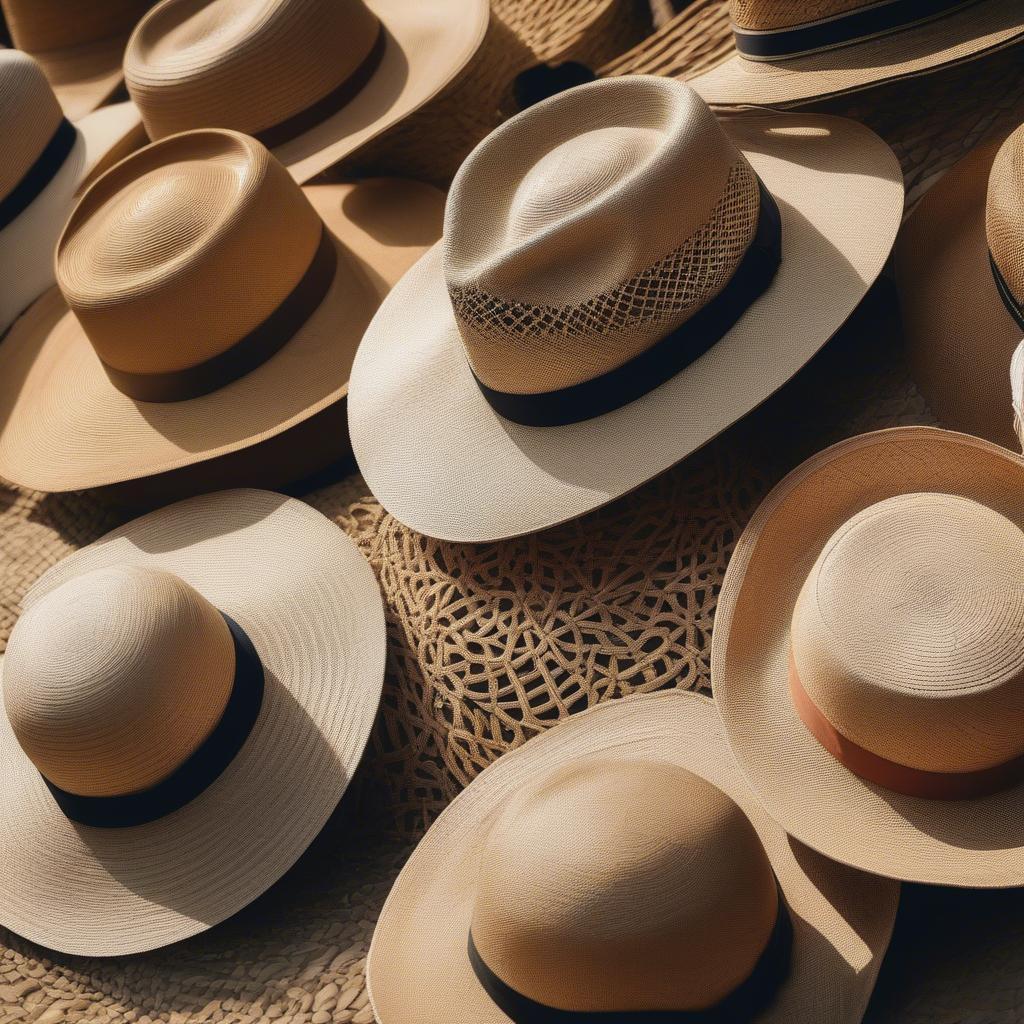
[
  {"left": 0, "top": 487, "right": 387, "bottom": 955},
  {"left": 0, "top": 128, "right": 443, "bottom": 494},
  {"left": 368, "top": 690, "right": 898, "bottom": 1023},
  {"left": 1, "top": 0, "right": 157, "bottom": 120},
  {"left": 684, "top": 0, "right": 1024, "bottom": 107},
  {"left": 0, "top": 49, "right": 144, "bottom": 335},
  {"left": 713, "top": 425, "right": 1024, "bottom": 887},
  {"left": 123, "top": 0, "right": 488, "bottom": 185},
  {"left": 348, "top": 75, "right": 903, "bottom": 543},
  {"left": 897, "top": 119, "right": 1024, "bottom": 450}
]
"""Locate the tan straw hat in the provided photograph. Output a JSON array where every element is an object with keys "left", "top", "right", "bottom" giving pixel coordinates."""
[
  {"left": 348, "top": 75, "right": 903, "bottom": 543},
  {"left": 683, "top": 0, "right": 1024, "bottom": 107},
  {"left": 0, "top": 487, "right": 386, "bottom": 956},
  {"left": 713, "top": 425, "right": 1024, "bottom": 887},
  {"left": 0, "top": 127, "right": 443, "bottom": 494},
  {"left": 368, "top": 690, "right": 898, "bottom": 1023},
  {"left": 896, "top": 119, "right": 1024, "bottom": 450},
  {"left": 122, "top": 0, "right": 488, "bottom": 185},
  {"left": 1, "top": 0, "right": 157, "bottom": 120}
]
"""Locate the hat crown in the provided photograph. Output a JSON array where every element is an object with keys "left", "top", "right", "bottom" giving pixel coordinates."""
[
  {"left": 442, "top": 76, "right": 761, "bottom": 397},
  {"left": 125, "top": 0, "right": 380, "bottom": 142},
  {"left": 986, "top": 124, "right": 1024, "bottom": 310},
  {"left": 0, "top": 50, "right": 64, "bottom": 207},
  {"left": 3, "top": 565, "right": 236, "bottom": 798},
  {"left": 729, "top": 0, "right": 874, "bottom": 30},
  {"left": 792, "top": 492, "right": 1024, "bottom": 773},
  {"left": 57, "top": 129, "right": 323, "bottom": 378},
  {"left": 3, "top": 0, "right": 154, "bottom": 53},
  {"left": 471, "top": 760, "right": 779, "bottom": 1013}
]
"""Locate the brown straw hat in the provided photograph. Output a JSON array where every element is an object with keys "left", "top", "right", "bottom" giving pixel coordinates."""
[
  {"left": 368, "top": 691, "right": 898, "bottom": 1023},
  {"left": 0, "top": 487, "right": 386, "bottom": 956},
  {"left": 896, "top": 119, "right": 1024, "bottom": 450},
  {"left": 713, "top": 425, "right": 1024, "bottom": 887},
  {"left": 122, "top": 0, "right": 488, "bottom": 186},
  {"left": 0, "top": 128, "right": 443, "bottom": 494},
  {"left": 348, "top": 75, "right": 903, "bottom": 543},
  {"left": 681, "top": 0, "right": 1024, "bottom": 107},
  {"left": 1, "top": 0, "right": 157, "bottom": 120}
]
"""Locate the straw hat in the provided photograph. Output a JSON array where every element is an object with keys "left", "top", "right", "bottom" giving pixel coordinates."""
[
  {"left": 0, "top": 49, "right": 144, "bottom": 336},
  {"left": 1012, "top": 340, "right": 1024, "bottom": 449},
  {"left": 681, "top": 0, "right": 1024, "bottom": 107},
  {"left": 0, "top": 127, "right": 443, "bottom": 495},
  {"left": 896, "top": 120, "right": 1024, "bottom": 450},
  {"left": 122, "top": 0, "right": 488, "bottom": 186},
  {"left": 1, "top": 0, "right": 156, "bottom": 120},
  {"left": 713, "top": 425, "right": 1024, "bottom": 887},
  {"left": 348, "top": 75, "right": 903, "bottom": 543},
  {"left": 368, "top": 691, "right": 898, "bottom": 1023},
  {"left": 0, "top": 487, "right": 386, "bottom": 956}
]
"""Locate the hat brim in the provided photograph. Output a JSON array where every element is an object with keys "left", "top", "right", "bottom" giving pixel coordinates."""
[
  {"left": 0, "top": 488, "right": 386, "bottom": 956},
  {"left": 31, "top": 31, "right": 134, "bottom": 122},
  {"left": 348, "top": 111, "right": 903, "bottom": 543},
  {"left": 273, "top": 0, "right": 488, "bottom": 185},
  {"left": 686, "top": 0, "right": 1024, "bottom": 107},
  {"left": 367, "top": 690, "right": 898, "bottom": 1024},
  {"left": 713, "top": 426, "right": 1024, "bottom": 887},
  {"left": 896, "top": 131, "right": 1022, "bottom": 450},
  {"left": 77, "top": 100, "right": 147, "bottom": 192},
  {"left": 0, "top": 177, "right": 445, "bottom": 492}
]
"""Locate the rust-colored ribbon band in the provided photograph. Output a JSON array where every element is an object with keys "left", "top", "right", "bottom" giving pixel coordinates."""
[
  {"left": 990, "top": 251, "right": 1024, "bottom": 332},
  {"left": 788, "top": 649, "right": 1024, "bottom": 799},
  {"left": 101, "top": 225, "right": 337, "bottom": 403},
  {"left": 0, "top": 116, "right": 77, "bottom": 232},
  {"left": 43, "top": 613, "right": 265, "bottom": 829},
  {"left": 733, "top": 0, "right": 976, "bottom": 61},
  {"left": 468, "top": 888, "right": 792, "bottom": 1023},
  {"left": 255, "top": 25, "right": 386, "bottom": 149}
]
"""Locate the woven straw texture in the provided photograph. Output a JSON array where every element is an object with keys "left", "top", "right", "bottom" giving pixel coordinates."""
[{"left": 731, "top": 0, "right": 871, "bottom": 31}]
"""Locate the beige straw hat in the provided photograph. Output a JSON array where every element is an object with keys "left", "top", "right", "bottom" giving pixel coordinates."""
[
  {"left": 682, "top": 0, "right": 1024, "bottom": 107},
  {"left": 348, "top": 75, "right": 903, "bottom": 543},
  {"left": 713, "top": 425, "right": 1024, "bottom": 887},
  {"left": 896, "top": 119, "right": 1024, "bottom": 450},
  {"left": 368, "top": 690, "right": 898, "bottom": 1023},
  {"left": 0, "top": 487, "right": 386, "bottom": 956},
  {"left": 122, "top": 0, "right": 488, "bottom": 186},
  {"left": 1, "top": 0, "right": 156, "bottom": 120},
  {"left": 0, "top": 127, "right": 443, "bottom": 494}
]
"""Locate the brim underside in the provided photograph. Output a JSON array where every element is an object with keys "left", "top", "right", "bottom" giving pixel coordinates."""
[
  {"left": 712, "top": 427, "right": 1024, "bottom": 886},
  {"left": 0, "top": 488, "right": 386, "bottom": 955},
  {"left": 368, "top": 690, "right": 898, "bottom": 1024}
]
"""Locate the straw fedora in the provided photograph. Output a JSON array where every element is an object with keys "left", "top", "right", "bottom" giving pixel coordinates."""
[
  {"left": 348, "top": 75, "right": 903, "bottom": 543},
  {"left": 1, "top": 0, "right": 157, "bottom": 121},
  {"left": 0, "top": 127, "right": 444, "bottom": 495},
  {"left": 682, "top": 0, "right": 1024, "bottom": 107},
  {"left": 368, "top": 690, "right": 899, "bottom": 1023},
  {"left": 0, "top": 486, "right": 386, "bottom": 956},
  {"left": 0, "top": 49, "right": 144, "bottom": 336},
  {"left": 896, "top": 120, "right": 1024, "bottom": 450},
  {"left": 122, "top": 0, "right": 488, "bottom": 186},
  {"left": 713, "top": 425, "right": 1024, "bottom": 887}
]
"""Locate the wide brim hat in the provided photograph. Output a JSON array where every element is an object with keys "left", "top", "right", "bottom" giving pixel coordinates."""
[
  {"left": 0, "top": 172, "right": 444, "bottom": 492},
  {"left": 0, "top": 487, "right": 387, "bottom": 955},
  {"left": 348, "top": 106, "right": 902, "bottom": 543},
  {"left": 683, "top": 0, "right": 1024, "bottom": 108},
  {"left": 712, "top": 425, "right": 1024, "bottom": 887},
  {"left": 368, "top": 690, "right": 899, "bottom": 1023}
]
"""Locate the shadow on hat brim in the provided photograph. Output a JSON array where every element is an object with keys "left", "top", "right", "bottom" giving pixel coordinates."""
[
  {"left": 896, "top": 131, "right": 1023, "bottom": 451},
  {"left": 368, "top": 691, "right": 898, "bottom": 1024},
  {"left": 686, "top": 0, "right": 1023, "bottom": 107},
  {"left": 272, "top": 0, "right": 488, "bottom": 184},
  {"left": 77, "top": 99, "right": 146, "bottom": 191},
  {"left": 0, "top": 488, "right": 386, "bottom": 955},
  {"left": 348, "top": 110, "right": 903, "bottom": 543},
  {"left": 713, "top": 426, "right": 1024, "bottom": 887},
  {"left": 31, "top": 30, "right": 134, "bottom": 122},
  {"left": 0, "top": 177, "right": 445, "bottom": 493}
]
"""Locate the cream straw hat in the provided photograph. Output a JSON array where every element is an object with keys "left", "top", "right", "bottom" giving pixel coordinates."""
[
  {"left": 713, "top": 425, "right": 1024, "bottom": 886},
  {"left": 368, "top": 690, "right": 898, "bottom": 1023},
  {"left": 0, "top": 487, "right": 386, "bottom": 956},
  {"left": 123, "top": 0, "right": 488, "bottom": 185},
  {"left": 348, "top": 75, "right": 903, "bottom": 543}
]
